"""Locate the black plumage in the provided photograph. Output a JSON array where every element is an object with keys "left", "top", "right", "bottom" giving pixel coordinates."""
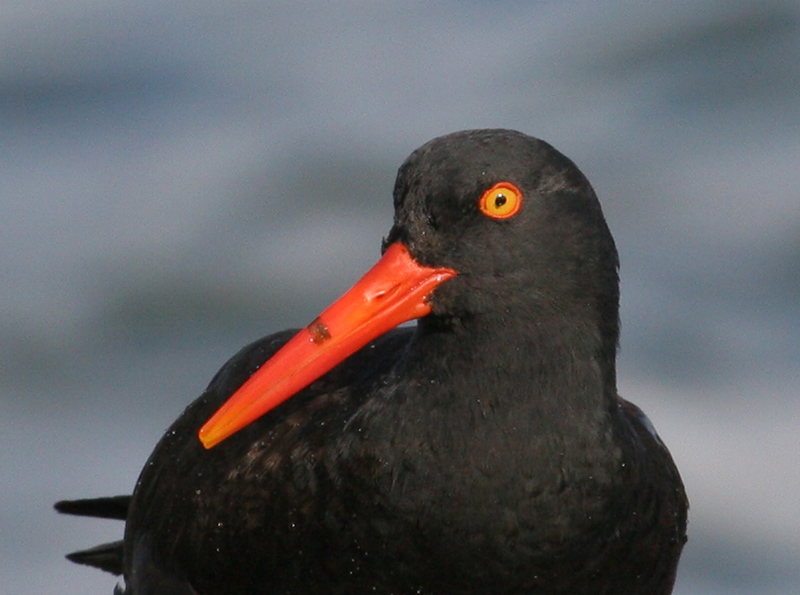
[{"left": 58, "top": 129, "right": 687, "bottom": 594}]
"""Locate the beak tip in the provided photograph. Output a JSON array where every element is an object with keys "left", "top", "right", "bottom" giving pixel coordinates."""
[{"left": 198, "top": 425, "right": 221, "bottom": 450}]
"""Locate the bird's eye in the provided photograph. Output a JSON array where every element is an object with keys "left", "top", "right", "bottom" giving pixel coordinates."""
[{"left": 478, "top": 182, "right": 522, "bottom": 219}]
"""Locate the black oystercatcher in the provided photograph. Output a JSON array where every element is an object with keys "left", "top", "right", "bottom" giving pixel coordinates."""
[{"left": 57, "top": 129, "right": 688, "bottom": 594}]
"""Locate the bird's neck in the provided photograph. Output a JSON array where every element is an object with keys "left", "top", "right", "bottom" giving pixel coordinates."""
[
  {"left": 412, "top": 310, "right": 618, "bottom": 411},
  {"left": 386, "top": 312, "right": 622, "bottom": 473},
  {"left": 361, "top": 312, "right": 628, "bottom": 550}
]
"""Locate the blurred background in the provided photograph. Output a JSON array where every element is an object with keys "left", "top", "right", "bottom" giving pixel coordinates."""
[{"left": 1, "top": 1, "right": 798, "bottom": 594}]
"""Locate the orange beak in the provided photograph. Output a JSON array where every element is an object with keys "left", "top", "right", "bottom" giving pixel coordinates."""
[{"left": 198, "top": 242, "right": 456, "bottom": 449}]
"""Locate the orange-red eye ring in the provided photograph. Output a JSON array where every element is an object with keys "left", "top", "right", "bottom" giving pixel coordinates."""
[{"left": 478, "top": 182, "right": 523, "bottom": 220}]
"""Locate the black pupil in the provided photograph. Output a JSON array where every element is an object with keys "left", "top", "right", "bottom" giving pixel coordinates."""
[{"left": 494, "top": 194, "right": 507, "bottom": 208}]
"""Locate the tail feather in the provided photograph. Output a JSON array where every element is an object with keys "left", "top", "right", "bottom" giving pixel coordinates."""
[
  {"left": 56, "top": 495, "right": 130, "bottom": 576},
  {"left": 65, "top": 540, "right": 125, "bottom": 576},
  {"left": 54, "top": 495, "right": 130, "bottom": 520}
]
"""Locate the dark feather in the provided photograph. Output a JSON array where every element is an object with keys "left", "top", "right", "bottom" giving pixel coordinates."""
[
  {"left": 55, "top": 495, "right": 130, "bottom": 520},
  {"left": 65, "top": 540, "right": 125, "bottom": 575}
]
